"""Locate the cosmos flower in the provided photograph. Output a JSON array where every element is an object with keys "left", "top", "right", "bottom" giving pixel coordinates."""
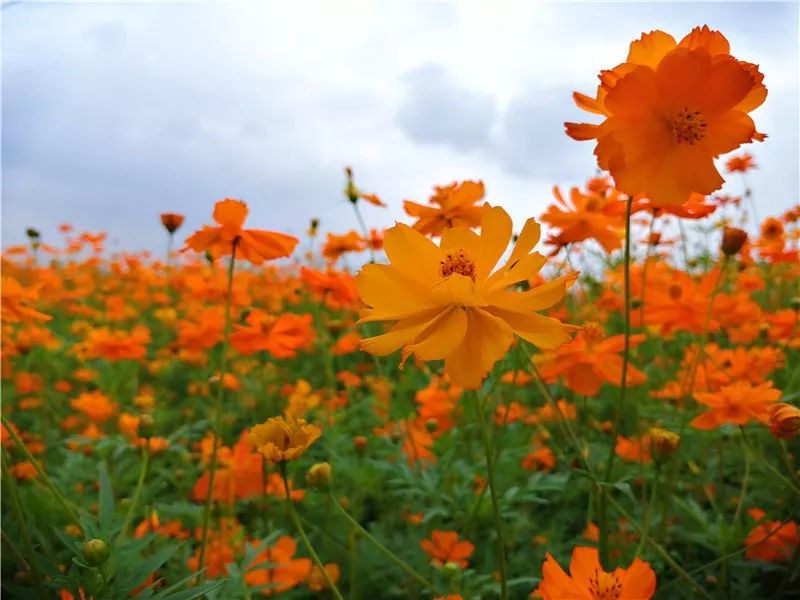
[
  {"left": 356, "top": 204, "right": 576, "bottom": 388},
  {"left": 566, "top": 26, "right": 766, "bottom": 205}
]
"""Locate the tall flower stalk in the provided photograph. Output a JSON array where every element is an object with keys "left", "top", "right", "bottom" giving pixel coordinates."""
[{"left": 197, "top": 241, "right": 237, "bottom": 581}]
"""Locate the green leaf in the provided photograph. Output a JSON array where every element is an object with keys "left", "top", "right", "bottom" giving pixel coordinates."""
[{"left": 98, "top": 461, "right": 115, "bottom": 532}]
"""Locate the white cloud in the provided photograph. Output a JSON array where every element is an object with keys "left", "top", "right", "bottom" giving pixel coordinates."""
[{"left": 1, "top": 1, "right": 797, "bottom": 254}]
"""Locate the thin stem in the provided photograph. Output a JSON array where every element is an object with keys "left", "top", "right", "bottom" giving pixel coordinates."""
[
  {"left": 328, "top": 490, "right": 436, "bottom": 593},
  {"left": 473, "top": 391, "right": 509, "bottom": 600},
  {"left": 0, "top": 413, "right": 80, "bottom": 523},
  {"left": 351, "top": 202, "right": 375, "bottom": 263},
  {"left": 606, "top": 494, "right": 713, "bottom": 600},
  {"left": 600, "top": 195, "right": 633, "bottom": 569},
  {"left": 1, "top": 449, "right": 46, "bottom": 600},
  {"left": 741, "top": 429, "right": 800, "bottom": 496},
  {"left": 635, "top": 461, "right": 660, "bottom": 557},
  {"left": 197, "top": 241, "right": 237, "bottom": 581},
  {"left": 281, "top": 466, "right": 344, "bottom": 600},
  {"left": 119, "top": 441, "right": 150, "bottom": 540},
  {"left": 732, "top": 432, "right": 750, "bottom": 526}
]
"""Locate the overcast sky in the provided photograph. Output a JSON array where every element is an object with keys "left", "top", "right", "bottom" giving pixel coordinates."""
[{"left": 2, "top": 1, "right": 798, "bottom": 253}]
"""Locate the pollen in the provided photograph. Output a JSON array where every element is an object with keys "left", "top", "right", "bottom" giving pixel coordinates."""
[
  {"left": 589, "top": 568, "right": 623, "bottom": 600},
  {"left": 672, "top": 107, "right": 707, "bottom": 145},
  {"left": 439, "top": 248, "right": 477, "bottom": 280}
]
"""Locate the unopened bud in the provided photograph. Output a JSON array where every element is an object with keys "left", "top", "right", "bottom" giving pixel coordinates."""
[
  {"left": 82, "top": 538, "right": 109, "bottom": 567},
  {"left": 306, "top": 462, "right": 332, "bottom": 491},
  {"left": 138, "top": 414, "right": 155, "bottom": 438},
  {"left": 353, "top": 435, "right": 367, "bottom": 455},
  {"left": 424, "top": 418, "right": 438, "bottom": 433},
  {"left": 649, "top": 428, "right": 680, "bottom": 460},
  {"left": 769, "top": 403, "right": 800, "bottom": 440},
  {"left": 721, "top": 226, "right": 747, "bottom": 256}
]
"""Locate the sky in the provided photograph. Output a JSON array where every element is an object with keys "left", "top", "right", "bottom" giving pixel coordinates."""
[{"left": 2, "top": 1, "right": 798, "bottom": 254}]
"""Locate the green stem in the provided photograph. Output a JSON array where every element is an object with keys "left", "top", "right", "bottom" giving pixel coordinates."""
[
  {"left": 328, "top": 490, "right": 436, "bottom": 593},
  {"left": 1, "top": 413, "right": 80, "bottom": 523},
  {"left": 197, "top": 241, "right": 237, "bottom": 581},
  {"left": 119, "top": 441, "right": 150, "bottom": 540},
  {"left": 351, "top": 202, "right": 375, "bottom": 263},
  {"left": 741, "top": 429, "right": 800, "bottom": 496},
  {"left": 635, "top": 461, "right": 660, "bottom": 557},
  {"left": 606, "top": 494, "right": 713, "bottom": 600},
  {"left": 1, "top": 449, "right": 46, "bottom": 600},
  {"left": 474, "top": 391, "right": 509, "bottom": 600},
  {"left": 732, "top": 432, "right": 750, "bottom": 526},
  {"left": 281, "top": 466, "right": 344, "bottom": 600}
]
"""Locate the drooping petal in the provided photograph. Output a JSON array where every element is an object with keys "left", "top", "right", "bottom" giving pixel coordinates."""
[
  {"left": 444, "top": 308, "right": 514, "bottom": 389},
  {"left": 360, "top": 308, "right": 446, "bottom": 356},
  {"left": 401, "top": 306, "right": 468, "bottom": 365}
]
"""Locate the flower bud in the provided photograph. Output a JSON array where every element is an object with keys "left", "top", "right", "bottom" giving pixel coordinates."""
[
  {"left": 441, "top": 562, "right": 461, "bottom": 578},
  {"left": 306, "top": 462, "right": 332, "bottom": 491},
  {"left": 424, "top": 418, "right": 438, "bottom": 433},
  {"left": 26, "top": 228, "right": 40, "bottom": 240},
  {"left": 353, "top": 435, "right": 367, "bottom": 454},
  {"left": 138, "top": 413, "right": 155, "bottom": 439},
  {"left": 791, "top": 297, "right": 800, "bottom": 312},
  {"left": 721, "top": 226, "right": 747, "bottom": 256},
  {"left": 649, "top": 428, "right": 680, "bottom": 460},
  {"left": 82, "top": 538, "right": 109, "bottom": 567},
  {"left": 769, "top": 403, "right": 800, "bottom": 440}
]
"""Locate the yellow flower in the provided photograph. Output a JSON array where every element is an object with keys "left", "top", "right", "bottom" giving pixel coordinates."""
[
  {"left": 356, "top": 203, "right": 576, "bottom": 388},
  {"left": 247, "top": 416, "right": 321, "bottom": 463}
]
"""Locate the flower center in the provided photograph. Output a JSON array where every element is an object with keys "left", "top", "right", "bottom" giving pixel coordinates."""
[
  {"left": 439, "top": 248, "right": 476, "bottom": 280},
  {"left": 589, "top": 568, "right": 623, "bottom": 600},
  {"left": 672, "top": 107, "right": 707, "bottom": 145},
  {"left": 668, "top": 283, "right": 683, "bottom": 299}
]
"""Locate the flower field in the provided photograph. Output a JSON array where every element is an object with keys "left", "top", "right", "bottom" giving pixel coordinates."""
[{"left": 2, "top": 25, "right": 800, "bottom": 600}]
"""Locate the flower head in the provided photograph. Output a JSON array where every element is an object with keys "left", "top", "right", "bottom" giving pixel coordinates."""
[
  {"left": 534, "top": 546, "right": 656, "bottom": 599},
  {"left": 184, "top": 199, "right": 298, "bottom": 265},
  {"left": 691, "top": 380, "right": 781, "bottom": 430},
  {"left": 420, "top": 530, "right": 474, "bottom": 569},
  {"left": 160, "top": 213, "right": 185, "bottom": 234},
  {"left": 247, "top": 416, "right": 321, "bottom": 463},
  {"left": 403, "top": 180, "right": 485, "bottom": 236},
  {"left": 566, "top": 26, "right": 766, "bottom": 205},
  {"left": 357, "top": 203, "right": 576, "bottom": 388}
]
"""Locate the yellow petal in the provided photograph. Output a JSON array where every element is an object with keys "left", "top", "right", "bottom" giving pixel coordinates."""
[
  {"left": 487, "top": 273, "right": 577, "bottom": 312},
  {"left": 487, "top": 307, "right": 575, "bottom": 349},
  {"left": 508, "top": 218, "right": 541, "bottom": 264},
  {"left": 401, "top": 306, "right": 468, "bottom": 365},
  {"left": 360, "top": 308, "right": 446, "bottom": 356},
  {"left": 444, "top": 307, "right": 514, "bottom": 389},
  {"left": 476, "top": 204, "right": 512, "bottom": 280},
  {"left": 383, "top": 223, "right": 442, "bottom": 286},
  {"left": 356, "top": 264, "right": 438, "bottom": 321}
]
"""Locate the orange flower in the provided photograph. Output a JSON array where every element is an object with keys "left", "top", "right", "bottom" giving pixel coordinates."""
[
  {"left": 541, "top": 185, "right": 623, "bottom": 253},
  {"left": 322, "top": 231, "right": 366, "bottom": 263},
  {"left": 307, "top": 563, "right": 341, "bottom": 592},
  {"left": 247, "top": 416, "right": 321, "bottom": 463},
  {"left": 521, "top": 446, "right": 556, "bottom": 472},
  {"left": 420, "top": 530, "right": 474, "bottom": 569},
  {"left": 230, "top": 311, "right": 315, "bottom": 358},
  {"left": 184, "top": 199, "right": 298, "bottom": 265},
  {"left": 357, "top": 204, "right": 576, "bottom": 388},
  {"left": 537, "top": 323, "right": 647, "bottom": 396},
  {"left": 332, "top": 331, "right": 362, "bottom": 355},
  {"left": 566, "top": 27, "right": 766, "bottom": 205},
  {"left": 769, "top": 403, "right": 800, "bottom": 439},
  {"left": 403, "top": 180, "right": 485, "bottom": 236},
  {"left": 725, "top": 152, "right": 756, "bottom": 173},
  {"left": 1, "top": 278, "right": 52, "bottom": 323},
  {"left": 534, "top": 546, "right": 656, "bottom": 599},
  {"left": 82, "top": 326, "right": 150, "bottom": 361},
  {"left": 615, "top": 434, "right": 652, "bottom": 464},
  {"left": 160, "top": 213, "right": 185, "bottom": 234},
  {"left": 244, "top": 536, "right": 312, "bottom": 595},
  {"left": 192, "top": 432, "right": 263, "bottom": 505},
  {"left": 691, "top": 380, "right": 781, "bottom": 430},
  {"left": 300, "top": 267, "right": 360, "bottom": 310},
  {"left": 744, "top": 509, "right": 799, "bottom": 562},
  {"left": 71, "top": 391, "right": 117, "bottom": 423}
]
